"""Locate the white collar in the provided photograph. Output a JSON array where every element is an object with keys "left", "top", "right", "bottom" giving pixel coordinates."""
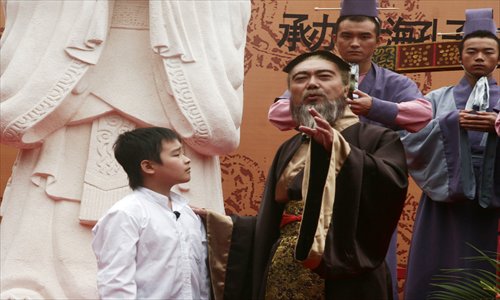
[{"left": 137, "top": 187, "right": 188, "bottom": 212}]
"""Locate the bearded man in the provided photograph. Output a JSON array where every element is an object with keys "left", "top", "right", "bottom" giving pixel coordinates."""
[{"left": 202, "top": 50, "right": 408, "bottom": 300}]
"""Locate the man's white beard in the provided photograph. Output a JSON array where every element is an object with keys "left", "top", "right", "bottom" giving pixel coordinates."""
[{"left": 291, "top": 94, "right": 347, "bottom": 128}]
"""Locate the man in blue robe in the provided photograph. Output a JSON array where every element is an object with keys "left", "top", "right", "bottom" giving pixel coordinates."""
[{"left": 401, "top": 8, "right": 500, "bottom": 300}]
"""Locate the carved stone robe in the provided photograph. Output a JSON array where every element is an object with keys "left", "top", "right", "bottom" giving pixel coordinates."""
[{"left": 0, "top": 0, "right": 250, "bottom": 298}]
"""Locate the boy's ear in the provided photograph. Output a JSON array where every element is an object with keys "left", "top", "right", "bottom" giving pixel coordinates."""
[{"left": 140, "top": 160, "right": 155, "bottom": 175}]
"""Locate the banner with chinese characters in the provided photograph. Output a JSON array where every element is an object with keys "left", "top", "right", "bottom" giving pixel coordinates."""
[{"left": 220, "top": 0, "right": 499, "bottom": 298}]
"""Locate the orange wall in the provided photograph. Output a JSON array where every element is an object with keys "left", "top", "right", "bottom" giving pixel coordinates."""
[
  {"left": 0, "top": 146, "right": 17, "bottom": 197},
  {"left": 0, "top": 8, "right": 15, "bottom": 197}
]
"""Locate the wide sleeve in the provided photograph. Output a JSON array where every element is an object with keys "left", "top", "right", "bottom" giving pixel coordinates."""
[
  {"left": 150, "top": 1, "right": 251, "bottom": 156},
  {"left": 0, "top": 0, "right": 108, "bottom": 148},
  {"left": 401, "top": 89, "right": 500, "bottom": 207},
  {"left": 399, "top": 89, "right": 476, "bottom": 202},
  {"left": 368, "top": 96, "right": 431, "bottom": 133},
  {"left": 364, "top": 66, "right": 430, "bottom": 132},
  {"left": 203, "top": 211, "right": 256, "bottom": 300},
  {"left": 296, "top": 126, "right": 408, "bottom": 278},
  {"left": 91, "top": 210, "right": 140, "bottom": 299}
]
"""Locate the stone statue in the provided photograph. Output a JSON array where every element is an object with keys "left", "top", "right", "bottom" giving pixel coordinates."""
[{"left": 0, "top": 0, "right": 250, "bottom": 298}]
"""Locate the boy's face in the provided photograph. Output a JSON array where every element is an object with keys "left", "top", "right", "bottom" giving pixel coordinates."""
[
  {"left": 153, "top": 139, "right": 191, "bottom": 186},
  {"left": 461, "top": 37, "right": 499, "bottom": 78}
]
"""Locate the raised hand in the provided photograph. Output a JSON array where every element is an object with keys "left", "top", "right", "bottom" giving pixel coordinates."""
[{"left": 298, "top": 107, "right": 334, "bottom": 152}]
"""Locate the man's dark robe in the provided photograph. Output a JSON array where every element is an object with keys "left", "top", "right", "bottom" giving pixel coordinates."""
[
  {"left": 268, "top": 63, "right": 425, "bottom": 300},
  {"left": 216, "top": 120, "right": 408, "bottom": 300}
]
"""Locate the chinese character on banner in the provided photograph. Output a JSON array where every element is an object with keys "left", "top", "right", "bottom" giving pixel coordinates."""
[
  {"left": 278, "top": 13, "right": 335, "bottom": 51},
  {"left": 441, "top": 20, "right": 465, "bottom": 41},
  {"left": 383, "top": 17, "right": 438, "bottom": 45}
]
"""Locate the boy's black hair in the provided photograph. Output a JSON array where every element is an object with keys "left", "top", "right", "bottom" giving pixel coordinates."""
[
  {"left": 334, "top": 15, "right": 381, "bottom": 37},
  {"left": 459, "top": 30, "right": 500, "bottom": 60},
  {"left": 113, "top": 127, "right": 180, "bottom": 190}
]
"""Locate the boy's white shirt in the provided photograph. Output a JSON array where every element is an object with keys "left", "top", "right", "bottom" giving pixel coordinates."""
[{"left": 92, "top": 187, "right": 210, "bottom": 299}]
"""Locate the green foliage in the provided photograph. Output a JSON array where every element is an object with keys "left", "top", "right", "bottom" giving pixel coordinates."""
[{"left": 427, "top": 243, "right": 499, "bottom": 300}]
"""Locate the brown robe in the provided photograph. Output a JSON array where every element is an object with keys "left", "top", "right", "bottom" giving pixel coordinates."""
[{"left": 207, "top": 120, "right": 408, "bottom": 300}]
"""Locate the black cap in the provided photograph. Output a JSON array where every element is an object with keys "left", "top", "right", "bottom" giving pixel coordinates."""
[{"left": 283, "top": 50, "right": 351, "bottom": 73}]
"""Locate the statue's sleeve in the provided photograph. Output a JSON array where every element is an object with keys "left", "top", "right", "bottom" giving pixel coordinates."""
[
  {"left": 0, "top": 0, "right": 108, "bottom": 148},
  {"left": 149, "top": 1, "right": 251, "bottom": 155}
]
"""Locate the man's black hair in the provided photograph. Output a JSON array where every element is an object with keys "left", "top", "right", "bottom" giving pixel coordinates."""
[
  {"left": 113, "top": 127, "right": 180, "bottom": 190},
  {"left": 334, "top": 15, "right": 381, "bottom": 37},
  {"left": 459, "top": 30, "right": 500, "bottom": 60},
  {"left": 283, "top": 50, "right": 351, "bottom": 74}
]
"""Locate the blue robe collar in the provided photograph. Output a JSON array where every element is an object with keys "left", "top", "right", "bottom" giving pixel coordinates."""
[{"left": 453, "top": 76, "right": 499, "bottom": 109}]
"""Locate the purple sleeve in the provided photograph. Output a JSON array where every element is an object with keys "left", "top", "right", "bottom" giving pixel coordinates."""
[
  {"left": 362, "top": 66, "right": 429, "bottom": 131},
  {"left": 366, "top": 97, "right": 399, "bottom": 126}
]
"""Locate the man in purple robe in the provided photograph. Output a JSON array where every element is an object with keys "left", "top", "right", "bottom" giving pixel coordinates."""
[
  {"left": 267, "top": 1, "right": 432, "bottom": 298},
  {"left": 268, "top": 0, "right": 431, "bottom": 133},
  {"left": 401, "top": 8, "right": 500, "bottom": 300}
]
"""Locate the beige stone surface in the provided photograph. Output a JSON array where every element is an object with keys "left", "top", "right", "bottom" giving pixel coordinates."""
[{"left": 0, "top": 0, "right": 250, "bottom": 298}]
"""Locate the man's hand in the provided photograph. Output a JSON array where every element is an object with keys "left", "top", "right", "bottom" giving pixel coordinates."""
[
  {"left": 347, "top": 90, "right": 372, "bottom": 116},
  {"left": 459, "top": 110, "right": 498, "bottom": 132},
  {"left": 190, "top": 206, "right": 208, "bottom": 220},
  {"left": 298, "top": 107, "right": 333, "bottom": 152}
]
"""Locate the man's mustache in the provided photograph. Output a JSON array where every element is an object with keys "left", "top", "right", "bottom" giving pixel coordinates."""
[{"left": 302, "top": 90, "right": 327, "bottom": 101}]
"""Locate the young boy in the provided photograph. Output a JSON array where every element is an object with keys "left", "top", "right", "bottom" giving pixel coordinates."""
[{"left": 92, "top": 127, "right": 210, "bottom": 299}]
